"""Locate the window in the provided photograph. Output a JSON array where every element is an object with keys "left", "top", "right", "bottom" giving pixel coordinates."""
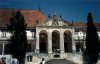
[
  {"left": 32, "top": 32, "right": 35, "bottom": 39},
  {"left": 2, "top": 32, "right": 6, "bottom": 38},
  {"left": 32, "top": 32, "right": 34, "bottom": 38},
  {"left": 27, "top": 56, "right": 32, "bottom": 62}
]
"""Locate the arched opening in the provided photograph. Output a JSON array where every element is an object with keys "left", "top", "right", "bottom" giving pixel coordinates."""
[
  {"left": 64, "top": 30, "right": 72, "bottom": 52},
  {"left": 52, "top": 30, "right": 60, "bottom": 53},
  {"left": 39, "top": 30, "right": 48, "bottom": 53}
]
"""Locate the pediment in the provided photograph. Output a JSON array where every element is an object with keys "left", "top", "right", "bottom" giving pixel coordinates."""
[
  {"left": 37, "top": 16, "right": 73, "bottom": 27},
  {"left": 37, "top": 20, "right": 71, "bottom": 27}
]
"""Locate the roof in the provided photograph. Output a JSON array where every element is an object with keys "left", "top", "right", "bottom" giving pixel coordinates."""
[
  {"left": 0, "top": 9, "right": 46, "bottom": 28},
  {"left": 0, "top": 8, "right": 100, "bottom": 32},
  {"left": 73, "top": 22, "right": 100, "bottom": 32}
]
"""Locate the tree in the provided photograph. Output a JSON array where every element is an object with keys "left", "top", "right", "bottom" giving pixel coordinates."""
[
  {"left": 86, "top": 12, "right": 100, "bottom": 64},
  {"left": 6, "top": 10, "right": 28, "bottom": 64}
]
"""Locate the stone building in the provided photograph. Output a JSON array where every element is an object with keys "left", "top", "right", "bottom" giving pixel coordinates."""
[
  {"left": 0, "top": 9, "right": 46, "bottom": 53},
  {"left": 0, "top": 9, "right": 100, "bottom": 64},
  {"left": 35, "top": 14, "right": 76, "bottom": 58}
]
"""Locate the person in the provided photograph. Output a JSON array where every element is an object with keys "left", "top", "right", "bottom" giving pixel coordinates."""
[
  {"left": 40, "top": 58, "right": 45, "bottom": 64},
  {"left": 42, "top": 58, "right": 45, "bottom": 64}
]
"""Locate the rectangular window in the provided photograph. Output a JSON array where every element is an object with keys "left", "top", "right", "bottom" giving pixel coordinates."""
[
  {"left": 32, "top": 32, "right": 36, "bottom": 40},
  {"left": 27, "top": 56, "right": 32, "bottom": 62},
  {"left": 2, "top": 32, "right": 6, "bottom": 38},
  {"left": 32, "top": 32, "right": 34, "bottom": 38}
]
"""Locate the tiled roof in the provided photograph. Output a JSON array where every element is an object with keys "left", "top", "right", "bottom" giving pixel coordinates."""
[
  {"left": 74, "top": 22, "right": 100, "bottom": 32},
  {"left": 73, "top": 22, "right": 86, "bottom": 32},
  {"left": 0, "top": 9, "right": 46, "bottom": 28},
  {"left": 0, "top": 9, "right": 100, "bottom": 32}
]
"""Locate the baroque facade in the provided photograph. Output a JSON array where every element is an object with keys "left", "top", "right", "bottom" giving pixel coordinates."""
[
  {"left": 0, "top": 9, "right": 100, "bottom": 64},
  {"left": 35, "top": 15, "right": 75, "bottom": 58}
]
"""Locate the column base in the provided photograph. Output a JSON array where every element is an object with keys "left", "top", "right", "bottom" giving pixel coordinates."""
[
  {"left": 48, "top": 53, "right": 53, "bottom": 59},
  {"left": 35, "top": 49, "right": 39, "bottom": 54},
  {"left": 60, "top": 53, "right": 65, "bottom": 59},
  {"left": 48, "top": 50, "right": 52, "bottom": 54},
  {"left": 72, "top": 50, "right": 76, "bottom": 53},
  {"left": 61, "top": 50, "right": 64, "bottom": 53}
]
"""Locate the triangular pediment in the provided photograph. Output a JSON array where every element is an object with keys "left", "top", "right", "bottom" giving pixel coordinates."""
[{"left": 37, "top": 15, "right": 73, "bottom": 27}]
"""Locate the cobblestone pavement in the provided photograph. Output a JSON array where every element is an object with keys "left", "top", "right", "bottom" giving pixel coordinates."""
[
  {"left": 45, "top": 59, "right": 77, "bottom": 64},
  {"left": 44, "top": 53, "right": 100, "bottom": 64},
  {"left": 67, "top": 53, "right": 100, "bottom": 64}
]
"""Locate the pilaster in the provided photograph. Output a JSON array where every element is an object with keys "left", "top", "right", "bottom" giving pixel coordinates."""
[
  {"left": 72, "top": 34, "right": 76, "bottom": 52},
  {"left": 35, "top": 27, "right": 39, "bottom": 54},
  {"left": 60, "top": 29, "right": 65, "bottom": 59},
  {"left": 48, "top": 30, "right": 52, "bottom": 54}
]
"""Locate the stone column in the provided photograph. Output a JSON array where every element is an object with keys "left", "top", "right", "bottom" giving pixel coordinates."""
[
  {"left": 48, "top": 31, "right": 52, "bottom": 54},
  {"left": 60, "top": 30, "right": 65, "bottom": 59},
  {"left": 72, "top": 34, "right": 76, "bottom": 52},
  {"left": 60, "top": 32, "right": 64, "bottom": 53},
  {"left": 35, "top": 28, "right": 39, "bottom": 54}
]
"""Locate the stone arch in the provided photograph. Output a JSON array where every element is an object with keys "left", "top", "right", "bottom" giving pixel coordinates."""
[
  {"left": 64, "top": 30, "right": 72, "bottom": 52},
  {"left": 52, "top": 30, "right": 60, "bottom": 52},
  {"left": 39, "top": 30, "right": 48, "bottom": 53}
]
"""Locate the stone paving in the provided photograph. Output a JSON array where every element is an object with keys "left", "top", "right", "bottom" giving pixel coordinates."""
[
  {"left": 67, "top": 53, "right": 100, "bottom": 64},
  {"left": 45, "top": 53, "right": 100, "bottom": 64},
  {"left": 45, "top": 59, "right": 77, "bottom": 64}
]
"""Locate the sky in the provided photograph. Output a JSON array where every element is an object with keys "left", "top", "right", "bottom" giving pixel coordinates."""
[{"left": 0, "top": 0, "right": 100, "bottom": 22}]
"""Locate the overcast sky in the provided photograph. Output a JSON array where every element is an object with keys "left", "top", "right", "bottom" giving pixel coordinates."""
[{"left": 0, "top": 0, "right": 100, "bottom": 22}]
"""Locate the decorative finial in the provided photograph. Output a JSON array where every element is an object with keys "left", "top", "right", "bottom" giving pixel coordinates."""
[{"left": 48, "top": 14, "right": 51, "bottom": 18}]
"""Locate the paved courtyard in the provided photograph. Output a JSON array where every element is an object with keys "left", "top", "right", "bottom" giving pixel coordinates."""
[
  {"left": 67, "top": 53, "right": 100, "bottom": 64},
  {"left": 44, "top": 53, "right": 100, "bottom": 64},
  {"left": 45, "top": 59, "right": 77, "bottom": 64}
]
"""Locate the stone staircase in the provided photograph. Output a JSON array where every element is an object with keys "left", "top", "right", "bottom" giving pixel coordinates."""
[{"left": 45, "top": 59, "right": 77, "bottom": 64}]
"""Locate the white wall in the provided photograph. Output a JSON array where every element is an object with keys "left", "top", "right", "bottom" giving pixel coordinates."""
[
  {"left": 0, "top": 30, "right": 35, "bottom": 40},
  {"left": 26, "top": 31, "right": 35, "bottom": 40},
  {"left": 74, "top": 31, "right": 100, "bottom": 40},
  {"left": 78, "top": 31, "right": 83, "bottom": 39},
  {"left": 0, "top": 31, "right": 11, "bottom": 39}
]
